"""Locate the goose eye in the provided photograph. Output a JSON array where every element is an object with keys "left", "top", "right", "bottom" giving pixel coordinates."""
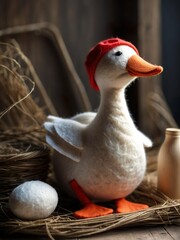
[{"left": 115, "top": 51, "right": 122, "bottom": 56}]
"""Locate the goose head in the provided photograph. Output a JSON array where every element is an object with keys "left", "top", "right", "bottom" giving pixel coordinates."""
[{"left": 85, "top": 38, "right": 163, "bottom": 91}]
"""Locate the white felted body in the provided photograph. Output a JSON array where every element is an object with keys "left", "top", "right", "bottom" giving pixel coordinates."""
[
  {"left": 44, "top": 45, "right": 154, "bottom": 202},
  {"left": 9, "top": 181, "right": 58, "bottom": 220},
  {"left": 52, "top": 90, "right": 146, "bottom": 201}
]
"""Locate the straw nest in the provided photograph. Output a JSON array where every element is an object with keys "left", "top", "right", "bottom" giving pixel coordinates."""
[
  {"left": 0, "top": 150, "right": 180, "bottom": 239},
  {"left": 0, "top": 135, "right": 50, "bottom": 201},
  {"left": 0, "top": 42, "right": 50, "bottom": 200},
  {"left": 0, "top": 40, "right": 179, "bottom": 239}
]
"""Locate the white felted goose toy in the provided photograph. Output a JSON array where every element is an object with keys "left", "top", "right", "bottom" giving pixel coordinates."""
[{"left": 44, "top": 38, "right": 163, "bottom": 218}]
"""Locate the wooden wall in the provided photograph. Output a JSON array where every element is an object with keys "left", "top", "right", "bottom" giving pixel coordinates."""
[
  {"left": 0, "top": 0, "right": 138, "bottom": 117},
  {"left": 161, "top": 0, "right": 180, "bottom": 125},
  {"left": 138, "top": 0, "right": 163, "bottom": 138}
]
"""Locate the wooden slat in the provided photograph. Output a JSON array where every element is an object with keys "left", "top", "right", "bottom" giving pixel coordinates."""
[
  {"left": 1, "top": 226, "right": 180, "bottom": 239},
  {"left": 164, "top": 225, "right": 180, "bottom": 240},
  {"left": 138, "top": 0, "right": 162, "bottom": 139},
  {"left": 87, "top": 226, "right": 180, "bottom": 240}
]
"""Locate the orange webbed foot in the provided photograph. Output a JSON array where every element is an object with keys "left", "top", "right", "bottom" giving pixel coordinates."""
[
  {"left": 115, "top": 198, "right": 149, "bottom": 213},
  {"left": 70, "top": 179, "right": 113, "bottom": 218},
  {"left": 74, "top": 202, "right": 113, "bottom": 219}
]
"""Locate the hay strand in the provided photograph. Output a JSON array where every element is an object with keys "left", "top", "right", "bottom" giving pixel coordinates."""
[
  {"left": 0, "top": 41, "right": 48, "bottom": 130},
  {"left": 0, "top": 180, "right": 180, "bottom": 238},
  {"left": 0, "top": 148, "right": 180, "bottom": 238},
  {"left": 0, "top": 135, "right": 50, "bottom": 201},
  {"left": 0, "top": 42, "right": 51, "bottom": 201},
  {"left": 147, "top": 91, "right": 178, "bottom": 144}
]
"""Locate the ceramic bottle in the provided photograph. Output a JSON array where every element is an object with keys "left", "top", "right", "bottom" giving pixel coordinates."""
[{"left": 157, "top": 128, "right": 180, "bottom": 199}]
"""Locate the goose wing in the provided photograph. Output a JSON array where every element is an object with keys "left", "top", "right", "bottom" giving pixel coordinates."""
[
  {"left": 137, "top": 130, "right": 152, "bottom": 148},
  {"left": 44, "top": 116, "right": 85, "bottom": 162},
  {"left": 72, "top": 112, "right": 96, "bottom": 125}
]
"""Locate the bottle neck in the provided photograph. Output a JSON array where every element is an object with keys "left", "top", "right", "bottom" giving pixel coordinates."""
[
  {"left": 165, "top": 128, "right": 180, "bottom": 144},
  {"left": 165, "top": 128, "right": 180, "bottom": 137}
]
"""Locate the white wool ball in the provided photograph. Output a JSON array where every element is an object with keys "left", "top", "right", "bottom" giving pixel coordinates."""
[{"left": 9, "top": 180, "right": 58, "bottom": 220}]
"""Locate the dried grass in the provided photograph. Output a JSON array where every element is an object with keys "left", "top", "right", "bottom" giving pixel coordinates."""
[
  {"left": 0, "top": 41, "right": 50, "bottom": 130},
  {"left": 0, "top": 147, "right": 180, "bottom": 239},
  {"left": 0, "top": 136, "right": 50, "bottom": 201},
  {"left": 0, "top": 180, "right": 180, "bottom": 239},
  {"left": 0, "top": 42, "right": 50, "bottom": 201}
]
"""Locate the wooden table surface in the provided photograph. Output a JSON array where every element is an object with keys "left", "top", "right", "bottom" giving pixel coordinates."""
[{"left": 0, "top": 225, "right": 180, "bottom": 240}]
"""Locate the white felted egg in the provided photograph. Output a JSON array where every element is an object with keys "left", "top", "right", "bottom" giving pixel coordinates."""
[{"left": 9, "top": 180, "right": 58, "bottom": 220}]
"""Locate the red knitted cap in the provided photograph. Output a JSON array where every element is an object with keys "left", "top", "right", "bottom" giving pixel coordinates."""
[{"left": 85, "top": 38, "right": 139, "bottom": 91}]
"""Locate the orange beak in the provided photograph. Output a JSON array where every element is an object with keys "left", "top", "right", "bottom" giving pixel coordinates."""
[{"left": 126, "top": 55, "right": 163, "bottom": 77}]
